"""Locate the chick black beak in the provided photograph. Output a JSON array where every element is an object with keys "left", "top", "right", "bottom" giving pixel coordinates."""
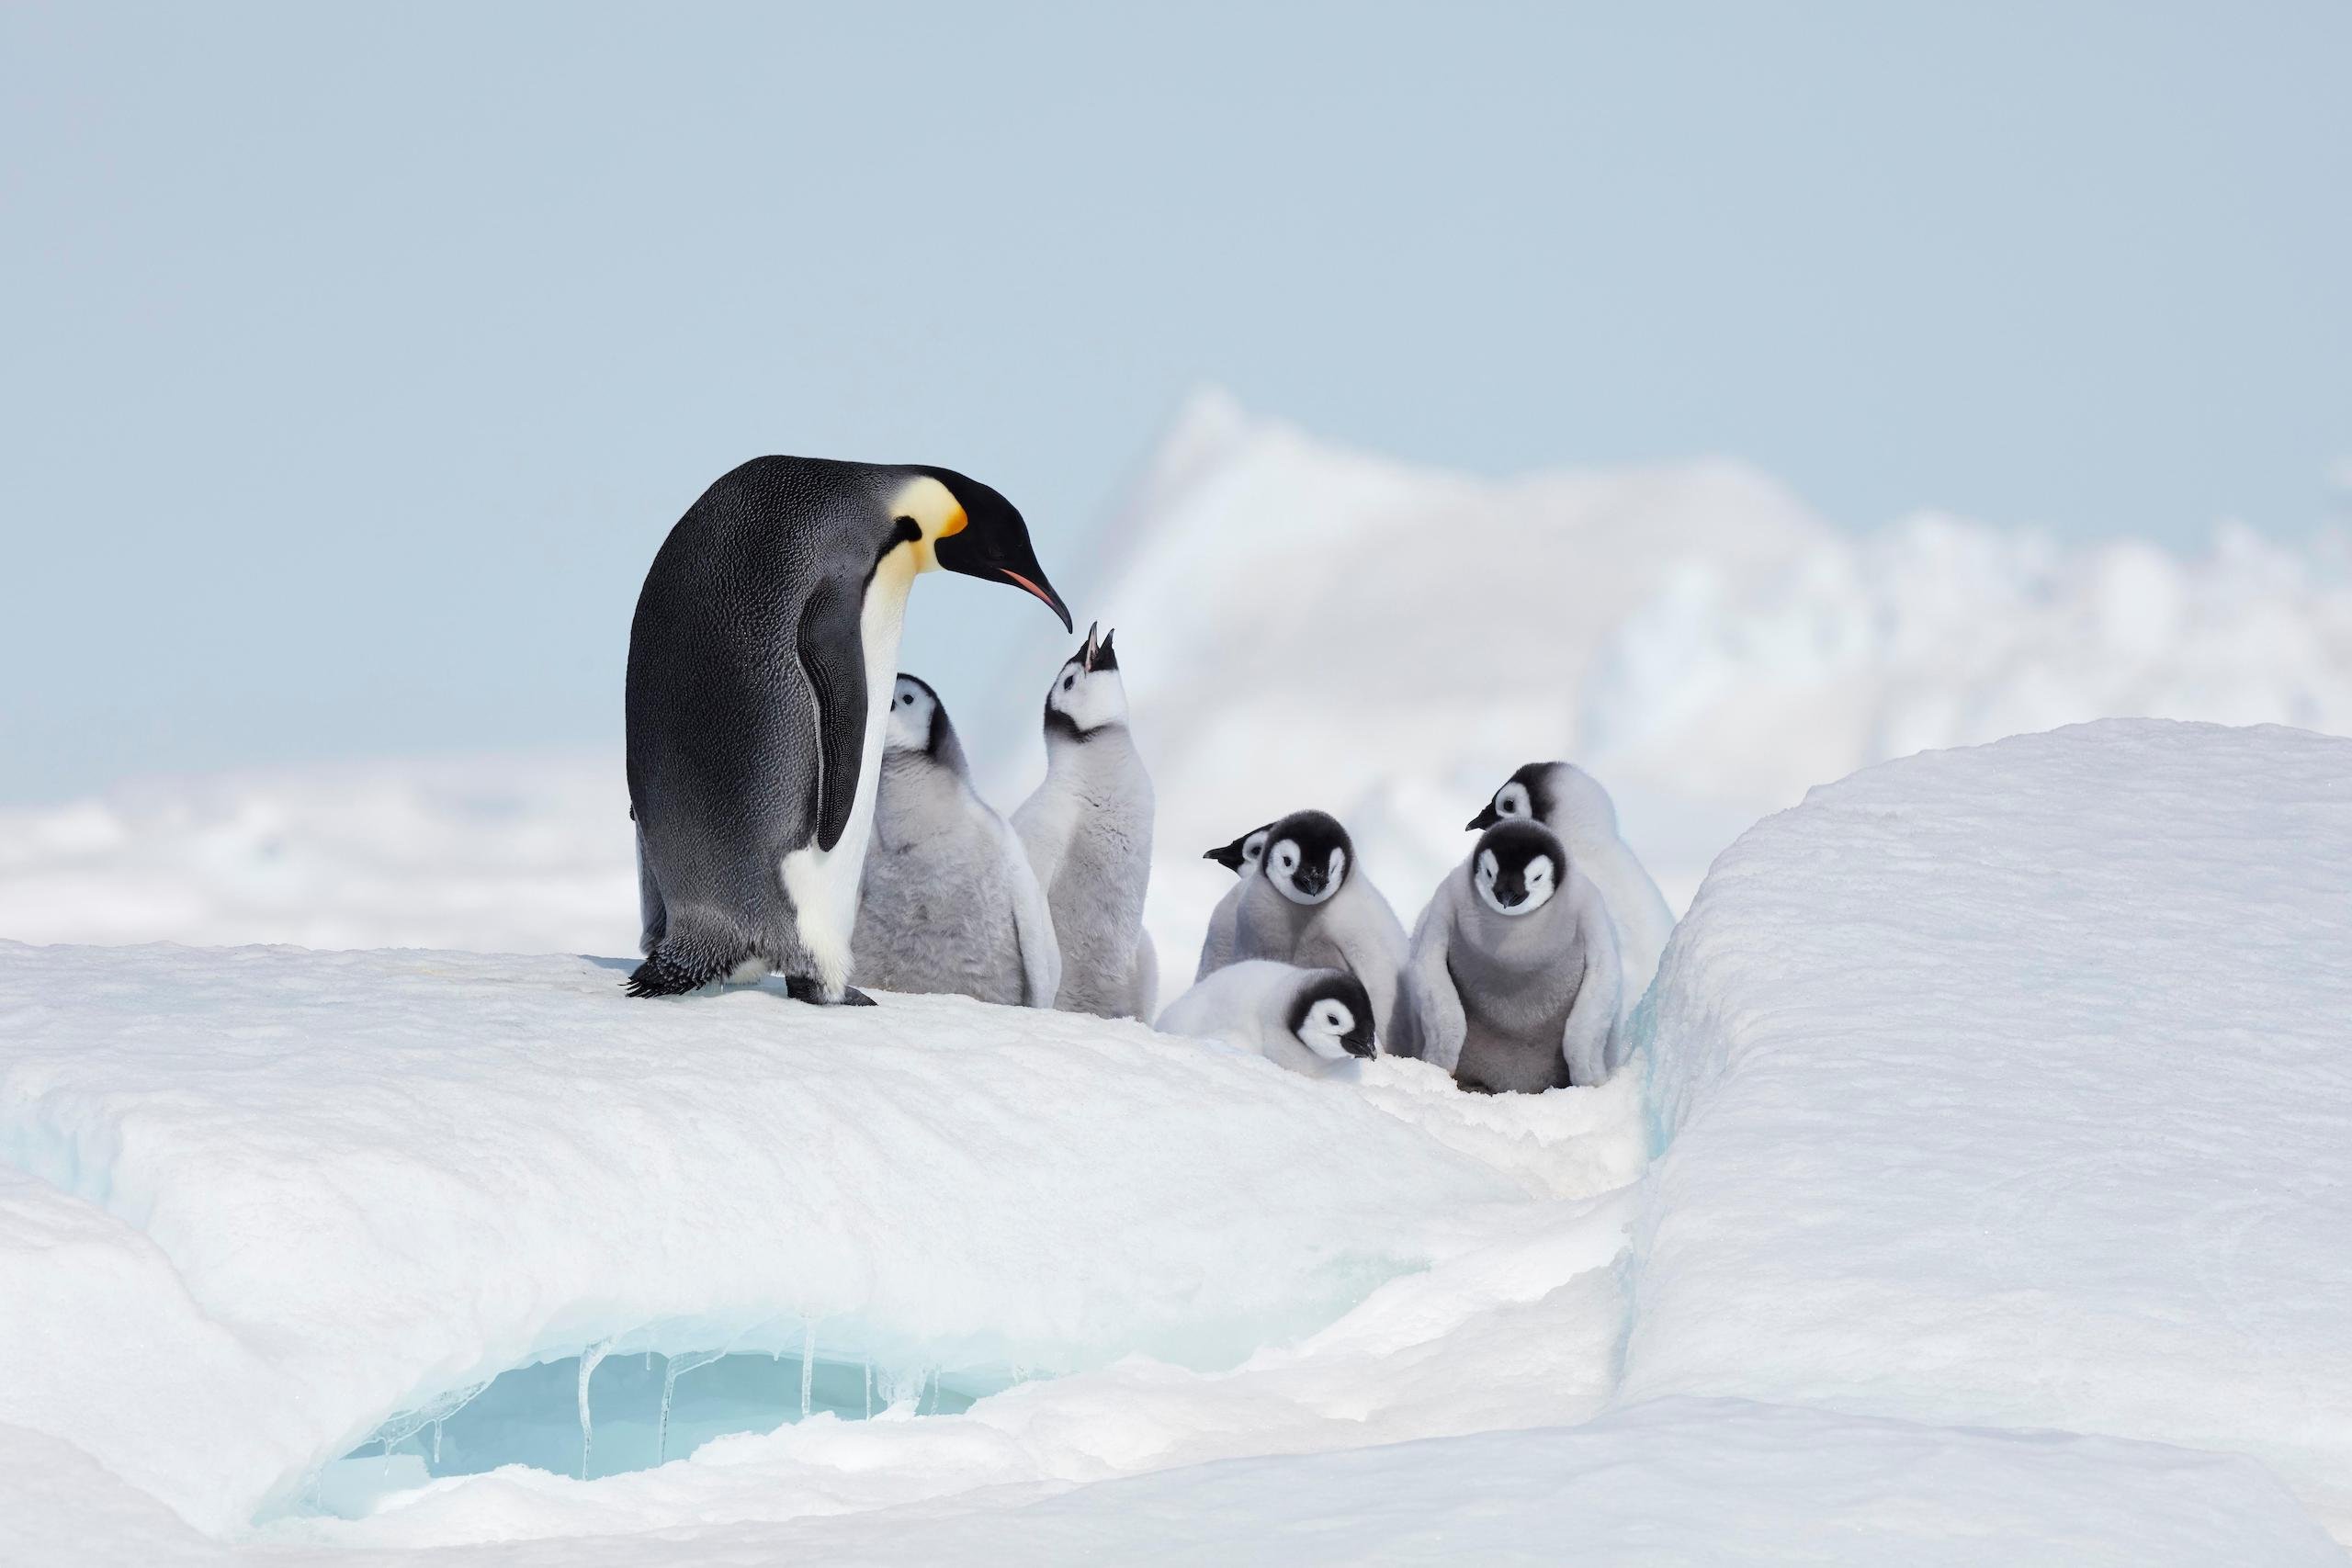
[
  {"left": 1466, "top": 804, "right": 1500, "bottom": 832},
  {"left": 1294, "top": 866, "right": 1327, "bottom": 897},
  {"left": 1344, "top": 1029, "right": 1376, "bottom": 1059}
]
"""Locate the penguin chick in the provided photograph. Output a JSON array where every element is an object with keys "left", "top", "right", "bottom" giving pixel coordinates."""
[
  {"left": 1012, "top": 625, "right": 1158, "bottom": 1019},
  {"left": 1395, "top": 820, "right": 1623, "bottom": 1093},
  {"left": 1194, "top": 822, "right": 1273, "bottom": 983},
  {"left": 850, "top": 675, "right": 1061, "bottom": 1007},
  {"left": 627, "top": 457, "right": 1069, "bottom": 1002},
  {"left": 1467, "top": 761, "right": 1673, "bottom": 1013},
  {"left": 1156, "top": 961, "right": 1376, "bottom": 1077},
  {"left": 1225, "top": 809, "right": 1408, "bottom": 1043}
]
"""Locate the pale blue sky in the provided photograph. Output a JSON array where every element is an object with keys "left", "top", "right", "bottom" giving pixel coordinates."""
[{"left": 2, "top": 2, "right": 2346, "bottom": 802}]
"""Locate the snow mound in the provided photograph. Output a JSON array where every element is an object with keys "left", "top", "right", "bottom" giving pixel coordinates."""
[
  {"left": 1015, "top": 395, "right": 2352, "bottom": 954},
  {"left": 1625, "top": 718, "right": 2352, "bottom": 1534},
  {"left": 680, "top": 1397, "right": 2347, "bottom": 1568},
  {"left": 0, "top": 754, "right": 634, "bottom": 953},
  {"left": 0, "top": 943, "right": 1638, "bottom": 1539}
]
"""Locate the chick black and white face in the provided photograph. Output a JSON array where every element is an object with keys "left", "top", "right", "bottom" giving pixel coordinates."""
[
  {"left": 1044, "top": 623, "right": 1129, "bottom": 738},
  {"left": 884, "top": 675, "right": 943, "bottom": 754},
  {"left": 1263, "top": 810, "right": 1351, "bottom": 907},
  {"left": 1473, "top": 821, "right": 1564, "bottom": 917},
  {"left": 1204, "top": 824, "right": 1273, "bottom": 875},
  {"left": 1285, "top": 973, "right": 1376, "bottom": 1060},
  {"left": 1469, "top": 762, "right": 1556, "bottom": 832}
]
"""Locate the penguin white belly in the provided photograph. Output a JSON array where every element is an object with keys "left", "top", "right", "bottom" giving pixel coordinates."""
[{"left": 779, "top": 552, "right": 916, "bottom": 993}]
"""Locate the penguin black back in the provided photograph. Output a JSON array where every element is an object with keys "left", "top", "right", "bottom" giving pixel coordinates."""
[{"left": 626, "top": 456, "right": 1067, "bottom": 1000}]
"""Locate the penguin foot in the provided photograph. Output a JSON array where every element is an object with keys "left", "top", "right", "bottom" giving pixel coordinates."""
[
  {"left": 625, "top": 953, "right": 710, "bottom": 998},
  {"left": 785, "top": 976, "right": 878, "bottom": 1007}
]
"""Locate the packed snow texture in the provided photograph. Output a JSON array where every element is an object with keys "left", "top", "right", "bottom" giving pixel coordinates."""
[
  {"left": 10, "top": 722, "right": 2352, "bottom": 1560},
  {"left": 0, "top": 942, "right": 1644, "bottom": 1551},
  {"left": 7, "top": 394, "right": 2348, "bottom": 978},
  {"left": 16, "top": 1398, "right": 2342, "bottom": 1568},
  {"left": 1626, "top": 718, "right": 2352, "bottom": 1536}
]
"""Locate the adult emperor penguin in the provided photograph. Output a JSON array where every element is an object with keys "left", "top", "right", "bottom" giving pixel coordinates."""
[
  {"left": 1223, "top": 809, "right": 1408, "bottom": 1043},
  {"left": 1012, "top": 625, "right": 1159, "bottom": 1019},
  {"left": 1395, "top": 819, "right": 1623, "bottom": 1093},
  {"left": 850, "top": 675, "right": 1061, "bottom": 1006},
  {"left": 1193, "top": 822, "right": 1272, "bottom": 982},
  {"left": 627, "top": 457, "right": 1069, "bottom": 1001},
  {"left": 1156, "top": 961, "right": 1376, "bottom": 1077},
  {"left": 1468, "top": 761, "right": 1674, "bottom": 1011}
]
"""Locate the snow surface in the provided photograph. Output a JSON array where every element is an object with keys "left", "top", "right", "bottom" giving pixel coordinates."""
[
  {"left": 1626, "top": 718, "right": 2352, "bottom": 1537},
  {"left": 0, "top": 753, "right": 632, "bottom": 954},
  {"left": 12, "top": 721, "right": 2352, "bottom": 1560},
  {"left": 0, "top": 942, "right": 1643, "bottom": 1550}
]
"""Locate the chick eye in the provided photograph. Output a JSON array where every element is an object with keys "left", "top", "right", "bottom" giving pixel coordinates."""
[{"left": 1062, "top": 675, "right": 1075, "bottom": 691}]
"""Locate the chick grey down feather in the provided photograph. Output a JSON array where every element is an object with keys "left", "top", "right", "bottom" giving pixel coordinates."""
[
  {"left": 1394, "top": 832, "right": 1623, "bottom": 1091},
  {"left": 1012, "top": 627, "right": 1158, "bottom": 1020},
  {"left": 852, "top": 676, "right": 1060, "bottom": 1006}
]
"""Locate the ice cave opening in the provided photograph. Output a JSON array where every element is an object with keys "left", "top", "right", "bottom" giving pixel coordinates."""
[{"left": 306, "top": 1347, "right": 1006, "bottom": 1517}]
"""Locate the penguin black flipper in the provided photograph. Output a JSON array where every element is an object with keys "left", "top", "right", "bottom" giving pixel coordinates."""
[{"left": 797, "top": 572, "right": 869, "bottom": 853}]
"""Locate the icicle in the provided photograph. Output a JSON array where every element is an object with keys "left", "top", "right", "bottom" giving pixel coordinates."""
[
  {"left": 577, "top": 1340, "right": 610, "bottom": 1480},
  {"left": 657, "top": 1350, "right": 724, "bottom": 1462},
  {"left": 799, "top": 1320, "right": 816, "bottom": 1419},
  {"left": 656, "top": 1355, "right": 680, "bottom": 1462},
  {"left": 431, "top": 1419, "right": 443, "bottom": 1468},
  {"left": 863, "top": 1360, "right": 872, "bottom": 1421}
]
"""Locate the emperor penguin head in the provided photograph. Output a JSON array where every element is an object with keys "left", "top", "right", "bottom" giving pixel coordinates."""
[
  {"left": 1204, "top": 823, "right": 1274, "bottom": 875},
  {"left": 1286, "top": 969, "right": 1376, "bottom": 1061},
  {"left": 1044, "top": 623, "right": 1130, "bottom": 739},
  {"left": 1472, "top": 820, "right": 1565, "bottom": 917},
  {"left": 887, "top": 468, "right": 1072, "bottom": 630},
  {"left": 883, "top": 673, "right": 969, "bottom": 774},
  {"left": 1262, "top": 809, "right": 1352, "bottom": 907}
]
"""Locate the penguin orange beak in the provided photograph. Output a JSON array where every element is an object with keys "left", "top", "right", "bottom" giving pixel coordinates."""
[
  {"left": 926, "top": 472, "right": 1075, "bottom": 631},
  {"left": 1001, "top": 569, "right": 1073, "bottom": 630}
]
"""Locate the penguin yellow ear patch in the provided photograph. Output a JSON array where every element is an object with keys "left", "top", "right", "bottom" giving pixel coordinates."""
[{"left": 887, "top": 476, "right": 967, "bottom": 541}]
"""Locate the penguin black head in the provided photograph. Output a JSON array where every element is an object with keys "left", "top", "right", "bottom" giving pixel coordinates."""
[
  {"left": 1466, "top": 761, "right": 1560, "bottom": 832},
  {"left": 1286, "top": 969, "right": 1376, "bottom": 1060},
  {"left": 1472, "top": 820, "right": 1565, "bottom": 917},
  {"left": 911, "top": 466, "right": 1073, "bottom": 631},
  {"left": 1204, "top": 823, "right": 1274, "bottom": 874},
  {"left": 1262, "top": 809, "right": 1353, "bottom": 907},
  {"left": 883, "top": 673, "right": 969, "bottom": 775},
  {"left": 1044, "top": 623, "right": 1131, "bottom": 740}
]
